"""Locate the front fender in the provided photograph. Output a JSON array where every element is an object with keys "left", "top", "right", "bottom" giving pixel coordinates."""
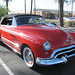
[{"left": 17, "top": 33, "right": 52, "bottom": 59}]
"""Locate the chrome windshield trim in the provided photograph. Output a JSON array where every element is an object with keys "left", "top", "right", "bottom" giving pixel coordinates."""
[{"left": 50, "top": 45, "right": 75, "bottom": 58}]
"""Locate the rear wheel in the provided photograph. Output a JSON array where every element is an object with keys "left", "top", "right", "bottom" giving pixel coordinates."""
[{"left": 23, "top": 47, "right": 36, "bottom": 69}]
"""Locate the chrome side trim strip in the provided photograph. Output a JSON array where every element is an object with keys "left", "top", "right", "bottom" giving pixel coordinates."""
[
  {"left": 2, "top": 37, "right": 19, "bottom": 48},
  {"left": 2, "top": 40, "right": 21, "bottom": 55},
  {"left": 51, "top": 45, "right": 75, "bottom": 58}
]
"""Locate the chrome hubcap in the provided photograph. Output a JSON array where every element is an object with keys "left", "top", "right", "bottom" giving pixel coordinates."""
[
  {"left": 23, "top": 47, "right": 34, "bottom": 67},
  {"left": 25, "top": 50, "right": 33, "bottom": 64}
]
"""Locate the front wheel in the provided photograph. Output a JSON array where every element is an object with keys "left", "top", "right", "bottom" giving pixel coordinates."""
[{"left": 23, "top": 47, "right": 36, "bottom": 69}]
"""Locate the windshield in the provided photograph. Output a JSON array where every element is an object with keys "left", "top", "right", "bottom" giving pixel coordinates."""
[{"left": 15, "top": 16, "right": 45, "bottom": 26}]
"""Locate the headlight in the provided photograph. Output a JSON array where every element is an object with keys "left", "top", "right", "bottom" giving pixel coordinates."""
[{"left": 43, "top": 41, "right": 51, "bottom": 51}]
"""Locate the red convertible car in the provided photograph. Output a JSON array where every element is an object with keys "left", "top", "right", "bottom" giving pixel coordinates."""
[{"left": 0, "top": 14, "right": 75, "bottom": 68}]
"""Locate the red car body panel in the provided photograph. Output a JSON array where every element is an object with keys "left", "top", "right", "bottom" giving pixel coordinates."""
[
  {"left": 0, "top": 24, "right": 75, "bottom": 59},
  {"left": 0, "top": 25, "right": 1, "bottom": 37}
]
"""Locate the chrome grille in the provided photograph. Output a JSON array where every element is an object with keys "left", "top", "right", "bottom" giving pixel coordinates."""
[{"left": 51, "top": 45, "right": 75, "bottom": 59}]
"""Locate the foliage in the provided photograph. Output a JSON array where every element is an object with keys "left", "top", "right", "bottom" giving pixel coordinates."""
[
  {"left": 72, "top": 21, "right": 75, "bottom": 25},
  {"left": 65, "top": 21, "right": 75, "bottom": 26},
  {"left": 45, "top": 20, "right": 57, "bottom": 26},
  {"left": 0, "top": 5, "right": 8, "bottom": 20},
  {"left": 64, "top": 13, "right": 71, "bottom": 17},
  {"left": 45, "top": 20, "right": 53, "bottom": 23},
  {"left": 51, "top": 22, "right": 57, "bottom": 26},
  {"left": 66, "top": 21, "right": 73, "bottom": 26},
  {"left": 3, "top": 0, "right": 12, "bottom": 14}
]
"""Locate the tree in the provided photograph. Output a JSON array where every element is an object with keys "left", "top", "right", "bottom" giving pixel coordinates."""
[
  {"left": 3, "top": 0, "right": 12, "bottom": 14},
  {"left": 65, "top": 0, "right": 69, "bottom": 13},
  {"left": 55, "top": 0, "right": 60, "bottom": 17},
  {"left": 55, "top": 0, "right": 69, "bottom": 16},
  {"left": 55, "top": 0, "right": 67, "bottom": 26},
  {"left": 70, "top": 0, "right": 75, "bottom": 16},
  {"left": 24, "top": 0, "right": 26, "bottom": 14},
  {"left": 0, "top": 5, "right": 8, "bottom": 20},
  {"left": 30, "top": 0, "right": 33, "bottom": 14},
  {"left": 55, "top": 0, "right": 69, "bottom": 26},
  {"left": 59, "top": 0, "right": 64, "bottom": 26},
  {"left": 34, "top": 0, "right": 36, "bottom": 14}
]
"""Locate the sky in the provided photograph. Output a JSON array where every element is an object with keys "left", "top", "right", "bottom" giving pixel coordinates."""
[{"left": 0, "top": 0, "right": 75, "bottom": 12}]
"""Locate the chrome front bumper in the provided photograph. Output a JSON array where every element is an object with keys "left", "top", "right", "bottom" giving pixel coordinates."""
[
  {"left": 36, "top": 56, "right": 67, "bottom": 65},
  {"left": 36, "top": 45, "right": 75, "bottom": 66}
]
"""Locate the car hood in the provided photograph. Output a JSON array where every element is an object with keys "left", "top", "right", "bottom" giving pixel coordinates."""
[{"left": 16, "top": 25, "right": 74, "bottom": 50}]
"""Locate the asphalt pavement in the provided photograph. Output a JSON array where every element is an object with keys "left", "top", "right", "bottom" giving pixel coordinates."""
[{"left": 0, "top": 27, "right": 75, "bottom": 75}]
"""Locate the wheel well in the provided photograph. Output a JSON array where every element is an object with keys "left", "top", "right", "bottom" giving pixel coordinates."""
[{"left": 20, "top": 43, "right": 30, "bottom": 55}]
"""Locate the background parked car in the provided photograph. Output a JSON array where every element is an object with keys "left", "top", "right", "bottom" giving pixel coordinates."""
[{"left": 63, "top": 17, "right": 75, "bottom": 22}]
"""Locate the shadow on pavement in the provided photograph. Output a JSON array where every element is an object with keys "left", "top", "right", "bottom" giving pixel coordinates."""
[{"left": 33, "top": 58, "right": 75, "bottom": 75}]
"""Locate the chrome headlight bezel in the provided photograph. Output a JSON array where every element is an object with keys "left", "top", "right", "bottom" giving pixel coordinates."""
[{"left": 43, "top": 41, "right": 51, "bottom": 51}]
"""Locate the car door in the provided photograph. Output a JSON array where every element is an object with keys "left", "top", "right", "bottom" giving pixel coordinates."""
[
  {"left": 1, "top": 17, "right": 20, "bottom": 53},
  {"left": 1, "top": 17, "right": 14, "bottom": 46}
]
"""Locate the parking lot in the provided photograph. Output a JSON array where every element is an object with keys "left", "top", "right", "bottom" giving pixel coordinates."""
[{"left": 0, "top": 27, "right": 75, "bottom": 75}]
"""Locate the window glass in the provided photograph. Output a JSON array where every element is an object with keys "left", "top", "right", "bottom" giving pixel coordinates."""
[
  {"left": 1, "top": 17, "right": 12, "bottom": 25},
  {"left": 15, "top": 16, "right": 45, "bottom": 26}
]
